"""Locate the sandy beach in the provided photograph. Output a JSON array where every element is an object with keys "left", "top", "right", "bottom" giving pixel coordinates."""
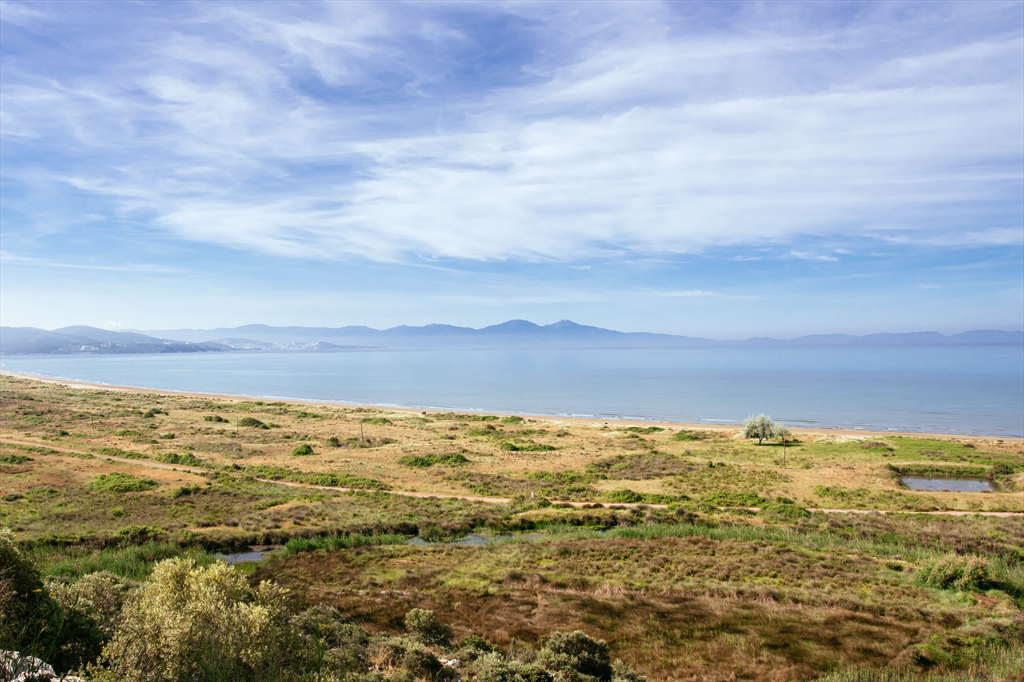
[{"left": 3, "top": 369, "right": 1017, "bottom": 442}]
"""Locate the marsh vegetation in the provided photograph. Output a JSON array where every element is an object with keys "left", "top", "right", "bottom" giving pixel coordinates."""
[{"left": 1, "top": 376, "right": 1022, "bottom": 681}]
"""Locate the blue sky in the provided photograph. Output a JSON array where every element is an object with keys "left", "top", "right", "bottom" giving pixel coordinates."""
[{"left": 1, "top": 0, "right": 1021, "bottom": 338}]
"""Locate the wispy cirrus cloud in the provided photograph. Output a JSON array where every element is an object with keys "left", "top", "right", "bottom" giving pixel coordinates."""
[{"left": 1, "top": 0, "right": 1021, "bottom": 268}]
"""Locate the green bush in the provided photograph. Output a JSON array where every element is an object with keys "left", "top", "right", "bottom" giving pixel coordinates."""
[
  {"left": 46, "top": 570, "right": 138, "bottom": 636},
  {"left": 397, "top": 453, "right": 470, "bottom": 468},
  {"left": 366, "top": 634, "right": 449, "bottom": 679},
  {"left": 170, "top": 485, "right": 201, "bottom": 499},
  {"left": 915, "top": 554, "right": 989, "bottom": 592},
  {"left": 203, "top": 415, "right": 226, "bottom": 423},
  {"left": 473, "top": 652, "right": 552, "bottom": 682},
  {"left": 290, "top": 444, "right": 316, "bottom": 457},
  {"left": 537, "top": 630, "right": 612, "bottom": 682},
  {"left": 0, "top": 528, "right": 104, "bottom": 674},
  {"left": 759, "top": 499, "right": 811, "bottom": 519},
  {"left": 98, "top": 558, "right": 294, "bottom": 682},
  {"left": 501, "top": 416, "right": 526, "bottom": 425},
  {"left": 500, "top": 442, "right": 556, "bottom": 452},
  {"left": 607, "top": 489, "right": 644, "bottom": 503},
  {"left": 158, "top": 453, "right": 207, "bottom": 468},
  {"left": 669, "top": 431, "right": 701, "bottom": 441},
  {"left": 327, "top": 437, "right": 340, "bottom": 447},
  {"left": 404, "top": 607, "right": 452, "bottom": 645},
  {"left": 360, "top": 417, "right": 393, "bottom": 425},
  {"left": 238, "top": 417, "right": 268, "bottom": 429},
  {"left": 620, "top": 426, "right": 664, "bottom": 434},
  {"left": 0, "top": 454, "right": 32, "bottom": 464},
  {"left": 290, "top": 604, "right": 368, "bottom": 675},
  {"left": 88, "top": 473, "right": 159, "bottom": 494},
  {"left": 704, "top": 491, "right": 768, "bottom": 507}
]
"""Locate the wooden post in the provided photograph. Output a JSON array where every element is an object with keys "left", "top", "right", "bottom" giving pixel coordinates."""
[{"left": 360, "top": 422, "right": 364, "bottom": 443}]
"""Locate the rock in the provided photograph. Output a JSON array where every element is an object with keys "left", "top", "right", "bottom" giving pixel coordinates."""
[{"left": 0, "top": 650, "right": 83, "bottom": 681}]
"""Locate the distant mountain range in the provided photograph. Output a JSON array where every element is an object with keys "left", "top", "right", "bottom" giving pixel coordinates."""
[{"left": 1, "top": 321, "right": 1021, "bottom": 355}]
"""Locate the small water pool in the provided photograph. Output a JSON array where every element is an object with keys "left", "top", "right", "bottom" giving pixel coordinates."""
[
  {"left": 214, "top": 548, "right": 278, "bottom": 564},
  {"left": 901, "top": 477, "right": 995, "bottom": 493}
]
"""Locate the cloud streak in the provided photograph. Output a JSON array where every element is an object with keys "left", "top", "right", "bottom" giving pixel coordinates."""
[{"left": 1, "top": 1, "right": 1021, "bottom": 266}]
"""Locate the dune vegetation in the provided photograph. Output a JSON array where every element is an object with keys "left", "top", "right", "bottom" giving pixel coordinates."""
[{"left": 1, "top": 375, "right": 1022, "bottom": 681}]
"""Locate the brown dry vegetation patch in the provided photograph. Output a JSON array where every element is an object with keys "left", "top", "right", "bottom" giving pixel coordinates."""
[{"left": 260, "top": 537, "right": 941, "bottom": 681}]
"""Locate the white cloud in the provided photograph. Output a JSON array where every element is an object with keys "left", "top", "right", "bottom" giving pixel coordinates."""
[
  {"left": 790, "top": 252, "right": 839, "bottom": 262},
  {"left": 1, "top": 1, "right": 1021, "bottom": 263}
]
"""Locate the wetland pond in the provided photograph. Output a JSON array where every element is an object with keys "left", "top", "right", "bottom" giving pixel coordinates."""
[
  {"left": 901, "top": 477, "right": 996, "bottom": 493},
  {"left": 214, "top": 547, "right": 280, "bottom": 564}
]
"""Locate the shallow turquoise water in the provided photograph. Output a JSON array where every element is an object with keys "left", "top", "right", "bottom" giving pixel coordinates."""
[{"left": 2, "top": 345, "right": 1021, "bottom": 436}]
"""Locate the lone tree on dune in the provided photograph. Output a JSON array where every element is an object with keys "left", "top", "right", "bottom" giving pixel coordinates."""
[{"left": 741, "top": 414, "right": 789, "bottom": 445}]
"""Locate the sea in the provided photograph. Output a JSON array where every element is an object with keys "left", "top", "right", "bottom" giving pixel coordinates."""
[{"left": 1, "top": 345, "right": 1022, "bottom": 437}]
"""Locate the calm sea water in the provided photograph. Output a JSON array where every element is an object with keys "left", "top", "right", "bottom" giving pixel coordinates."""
[{"left": 2, "top": 346, "right": 1022, "bottom": 437}]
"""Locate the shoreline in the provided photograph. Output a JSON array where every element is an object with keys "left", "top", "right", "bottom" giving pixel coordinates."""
[{"left": 2, "top": 370, "right": 1020, "bottom": 442}]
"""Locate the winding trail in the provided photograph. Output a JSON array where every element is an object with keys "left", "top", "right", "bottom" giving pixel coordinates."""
[{"left": 4, "top": 438, "right": 1023, "bottom": 517}]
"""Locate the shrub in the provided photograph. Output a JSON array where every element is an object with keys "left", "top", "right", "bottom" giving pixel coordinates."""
[
  {"left": 501, "top": 416, "right": 526, "bottom": 425},
  {"left": 290, "top": 444, "right": 315, "bottom": 457},
  {"left": 98, "top": 558, "right": 293, "bottom": 682},
  {"left": 500, "top": 442, "right": 556, "bottom": 452},
  {"left": 620, "top": 426, "right": 664, "bottom": 434},
  {"left": 367, "top": 634, "right": 448, "bottom": 679},
  {"left": 170, "top": 485, "right": 201, "bottom": 499},
  {"left": 611, "top": 660, "right": 647, "bottom": 682},
  {"left": 203, "top": 415, "right": 226, "bottom": 423},
  {"left": 760, "top": 499, "right": 811, "bottom": 519},
  {"left": 704, "top": 491, "right": 768, "bottom": 507},
  {"left": 670, "top": 431, "right": 701, "bottom": 441},
  {"left": 404, "top": 608, "right": 452, "bottom": 645},
  {"left": 46, "top": 570, "right": 138, "bottom": 636},
  {"left": 118, "top": 525, "right": 163, "bottom": 543},
  {"left": 607, "top": 489, "right": 644, "bottom": 504},
  {"left": 537, "top": 630, "right": 612, "bottom": 682},
  {"left": 290, "top": 604, "right": 368, "bottom": 675},
  {"left": 0, "top": 454, "right": 32, "bottom": 464},
  {"left": 327, "top": 437, "right": 340, "bottom": 447},
  {"left": 238, "top": 417, "right": 268, "bottom": 429},
  {"left": 158, "top": 453, "right": 207, "bottom": 468},
  {"left": 915, "top": 554, "right": 989, "bottom": 592},
  {"left": 360, "top": 417, "right": 393, "bottom": 425},
  {"left": 87, "top": 473, "right": 158, "bottom": 493},
  {"left": 397, "top": 453, "right": 470, "bottom": 468},
  {"left": 0, "top": 528, "right": 104, "bottom": 673},
  {"left": 473, "top": 652, "right": 552, "bottom": 682}
]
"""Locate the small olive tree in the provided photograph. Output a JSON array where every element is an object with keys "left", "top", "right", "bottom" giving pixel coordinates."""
[{"left": 741, "top": 414, "right": 775, "bottom": 445}]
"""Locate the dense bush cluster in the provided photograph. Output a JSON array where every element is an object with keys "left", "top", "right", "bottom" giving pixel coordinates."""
[
  {"left": 1, "top": 528, "right": 647, "bottom": 682},
  {"left": 915, "top": 553, "right": 990, "bottom": 592}
]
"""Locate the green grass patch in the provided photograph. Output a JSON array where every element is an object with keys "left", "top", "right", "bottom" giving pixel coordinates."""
[
  {"left": 0, "top": 454, "right": 33, "bottom": 464},
  {"left": 360, "top": 417, "right": 393, "bottom": 425},
  {"left": 87, "top": 473, "right": 159, "bottom": 494},
  {"left": 704, "top": 491, "right": 769, "bottom": 507},
  {"left": 397, "top": 453, "right": 470, "bottom": 468},
  {"left": 244, "top": 465, "right": 388, "bottom": 490}
]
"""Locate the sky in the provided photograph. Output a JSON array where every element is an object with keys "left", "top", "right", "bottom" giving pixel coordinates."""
[{"left": 1, "top": 0, "right": 1022, "bottom": 338}]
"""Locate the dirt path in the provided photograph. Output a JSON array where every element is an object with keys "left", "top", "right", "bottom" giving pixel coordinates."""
[{"left": 4, "top": 438, "right": 1023, "bottom": 517}]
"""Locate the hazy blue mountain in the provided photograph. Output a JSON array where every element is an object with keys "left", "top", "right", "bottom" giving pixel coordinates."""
[
  {"left": 4, "top": 322, "right": 1021, "bottom": 355},
  {"left": 0, "top": 326, "right": 226, "bottom": 355},
  {"left": 138, "top": 321, "right": 1022, "bottom": 349}
]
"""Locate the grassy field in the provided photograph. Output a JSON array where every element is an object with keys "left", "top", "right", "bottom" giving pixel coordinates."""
[{"left": 1, "top": 374, "right": 1022, "bottom": 681}]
